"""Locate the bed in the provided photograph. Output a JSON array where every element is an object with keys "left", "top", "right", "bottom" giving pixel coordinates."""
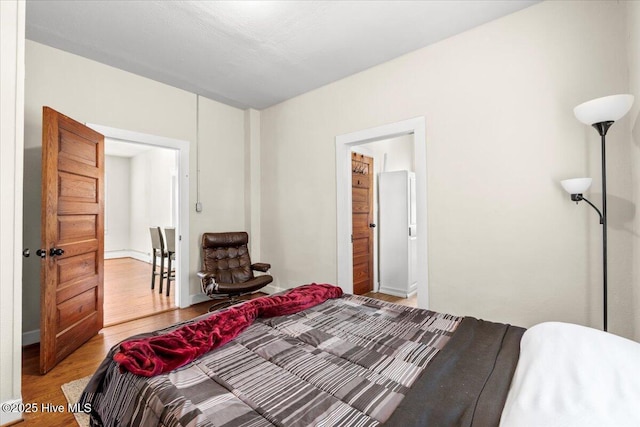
[{"left": 79, "top": 284, "right": 640, "bottom": 427}]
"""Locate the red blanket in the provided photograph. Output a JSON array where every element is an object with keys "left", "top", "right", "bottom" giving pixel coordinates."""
[{"left": 113, "top": 283, "right": 343, "bottom": 376}]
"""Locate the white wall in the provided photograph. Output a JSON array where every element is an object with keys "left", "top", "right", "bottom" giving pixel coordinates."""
[
  {"left": 368, "top": 134, "right": 414, "bottom": 173},
  {"left": 0, "top": 1, "right": 25, "bottom": 423},
  {"left": 105, "top": 155, "right": 131, "bottom": 252},
  {"left": 106, "top": 147, "right": 179, "bottom": 260},
  {"left": 260, "top": 1, "right": 637, "bottom": 338},
  {"left": 129, "top": 148, "right": 176, "bottom": 254},
  {"left": 22, "top": 41, "right": 247, "bottom": 333}
]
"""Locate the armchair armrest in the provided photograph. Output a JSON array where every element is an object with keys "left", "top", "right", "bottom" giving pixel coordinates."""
[
  {"left": 251, "top": 263, "right": 271, "bottom": 272},
  {"left": 197, "top": 271, "right": 215, "bottom": 281},
  {"left": 198, "top": 271, "right": 218, "bottom": 294}
]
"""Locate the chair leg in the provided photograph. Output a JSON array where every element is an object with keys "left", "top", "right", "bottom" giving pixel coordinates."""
[
  {"left": 151, "top": 252, "right": 157, "bottom": 289},
  {"left": 166, "top": 255, "right": 172, "bottom": 297},
  {"left": 159, "top": 253, "right": 165, "bottom": 294}
]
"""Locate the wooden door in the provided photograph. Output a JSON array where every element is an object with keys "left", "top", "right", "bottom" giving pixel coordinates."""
[
  {"left": 352, "top": 152, "right": 374, "bottom": 295},
  {"left": 40, "top": 107, "right": 105, "bottom": 374}
]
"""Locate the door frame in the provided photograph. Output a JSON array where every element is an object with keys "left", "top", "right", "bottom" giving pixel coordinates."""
[
  {"left": 1, "top": 0, "right": 25, "bottom": 419},
  {"left": 87, "top": 124, "right": 190, "bottom": 308},
  {"left": 335, "top": 116, "right": 429, "bottom": 308}
]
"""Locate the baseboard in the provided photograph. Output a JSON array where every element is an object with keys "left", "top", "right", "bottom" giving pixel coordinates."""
[
  {"left": 378, "top": 285, "right": 417, "bottom": 298},
  {"left": 190, "top": 293, "right": 211, "bottom": 305},
  {"left": 22, "top": 329, "right": 40, "bottom": 346},
  {"left": 104, "top": 250, "right": 149, "bottom": 263},
  {"left": 263, "top": 284, "right": 284, "bottom": 295},
  {"left": 0, "top": 398, "right": 23, "bottom": 426}
]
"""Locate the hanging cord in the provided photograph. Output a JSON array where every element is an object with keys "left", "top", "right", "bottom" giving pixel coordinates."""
[{"left": 195, "top": 95, "right": 202, "bottom": 212}]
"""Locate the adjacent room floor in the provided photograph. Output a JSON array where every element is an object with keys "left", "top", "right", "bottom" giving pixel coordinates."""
[
  {"left": 104, "top": 257, "right": 176, "bottom": 326},
  {"left": 365, "top": 291, "right": 417, "bottom": 308}
]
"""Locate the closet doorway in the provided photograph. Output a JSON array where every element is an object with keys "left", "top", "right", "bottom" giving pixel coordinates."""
[
  {"left": 335, "top": 117, "right": 428, "bottom": 309},
  {"left": 90, "top": 124, "right": 190, "bottom": 326},
  {"left": 353, "top": 134, "right": 417, "bottom": 305}
]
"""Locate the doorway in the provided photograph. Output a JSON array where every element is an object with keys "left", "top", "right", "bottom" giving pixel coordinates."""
[
  {"left": 335, "top": 117, "right": 429, "bottom": 309},
  {"left": 88, "top": 124, "right": 190, "bottom": 314},
  {"left": 103, "top": 138, "right": 178, "bottom": 325}
]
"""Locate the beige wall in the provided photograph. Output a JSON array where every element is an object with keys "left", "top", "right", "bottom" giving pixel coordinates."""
[
  {"left": 261, "top": 1, "right": 637, "bottom": 338},
  {"left": 627, "top": 0, "right": 640, "bottom": 341},
  {"left": 22, "top": 41, "right": 247, "bottom": 334}
]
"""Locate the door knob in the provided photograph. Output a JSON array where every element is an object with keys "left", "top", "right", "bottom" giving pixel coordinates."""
[
  {"left": 23, "top": 249, "right": 30, "bottom": 258},
  {"left": 36, "top": 249, "right": 47, "bottom": 258},
  {"left": 49, "top": 248, "right": 65, "bottom": 257},
  {"left": 369, "top": 223, "right": 376, "bottom": 228}
]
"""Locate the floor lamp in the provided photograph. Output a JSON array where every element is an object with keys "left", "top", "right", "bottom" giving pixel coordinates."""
[{"left": 560, "top": 94, "right": 634, "bottom": 332}]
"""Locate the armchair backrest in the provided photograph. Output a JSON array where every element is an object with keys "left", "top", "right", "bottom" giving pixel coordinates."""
[{"left": 201, "top": 232, "right": 254, "bottom": 283}]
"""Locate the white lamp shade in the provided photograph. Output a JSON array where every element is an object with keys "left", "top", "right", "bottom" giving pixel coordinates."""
[
  {"left": 574, "top": 94, "right": 634, "bottom": 125},
  {"left": 561, "top": 177, "right": 592, "bottom": 194}
]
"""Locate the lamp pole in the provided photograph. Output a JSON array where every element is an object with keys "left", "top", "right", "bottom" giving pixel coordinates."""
[{"left": 593, "top": 121, "right": 612, "bottom": 332}]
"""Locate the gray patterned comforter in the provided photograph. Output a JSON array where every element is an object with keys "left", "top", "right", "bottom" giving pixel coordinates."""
[{"left": 80, "top": 294, "right": 462, "bottom": 426}]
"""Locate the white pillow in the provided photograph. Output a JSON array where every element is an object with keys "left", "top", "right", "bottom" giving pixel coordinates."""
[{"left": 500, "top": 322, "right": 640, "bottom": 427}]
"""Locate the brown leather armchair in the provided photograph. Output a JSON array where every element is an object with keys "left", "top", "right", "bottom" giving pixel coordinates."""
[{"left": 197, "top": 232, "right": 272, "bottom": 311}]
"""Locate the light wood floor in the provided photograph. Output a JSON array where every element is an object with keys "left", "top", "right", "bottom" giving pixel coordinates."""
[
  {"left": 104, "top": 257, "right": 176, "bottom": 326},
  {"left": 19, "top": 289, "right": 413, "bottom": 426},
  {"left": 364, "top": 291, "right": 417, "bottom": 307}
]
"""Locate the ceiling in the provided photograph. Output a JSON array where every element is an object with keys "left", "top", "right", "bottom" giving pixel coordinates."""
[{"left": 26, "top": 0, "right": 539, "bottom": 110}]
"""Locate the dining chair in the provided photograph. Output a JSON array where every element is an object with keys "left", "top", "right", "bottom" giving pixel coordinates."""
[
  {"left": 149, "top": 226, "right": 168, "bottom": 292},
  {"left": 163, "top": 227, "right": 176, "bottom": 297}
]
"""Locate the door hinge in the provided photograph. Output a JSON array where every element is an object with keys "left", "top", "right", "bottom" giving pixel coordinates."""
[{"left": 351, "top": 234, "right": 353, "bottom": 243}]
